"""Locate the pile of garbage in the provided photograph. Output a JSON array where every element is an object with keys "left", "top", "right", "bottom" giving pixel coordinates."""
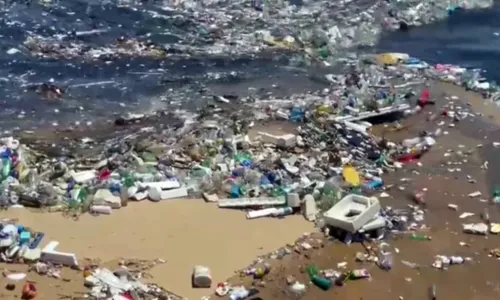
[
  {"left": 23, "top": 35, "right": 169, "bottom": 61},
  {"left": 0, "top": 219, "right": 78, "bottom": 267},
  {"left": 0, "top": 218, "right": 181, "bottom": 299},
  {"left": 83, "top": 263, "right": 182, "bottom": 300},
  {"left": 0, "top": 53, "right": 453, "bottom": 221},
  {"left": 12, "top": 0, "right": 494, "bottom": 64}
]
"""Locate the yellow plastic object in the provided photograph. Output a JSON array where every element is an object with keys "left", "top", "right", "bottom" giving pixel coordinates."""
[
  {"left": 490, "top": 223, "right": 500, "bottom": 234},
  {"left": 263, "top": 37, "right": 295, "bottom": 50},
  {"left": 343, "top": 166, "right": 360, "bottom": 187},
  {"left": 315, "top": 104, "right": 329, "bottom": 116},
  {"left": 376, "top": 53, "right": 410, "bottom": 66},
  {"left": 376, "top": 53, "right": 399, "bottom": 65}
]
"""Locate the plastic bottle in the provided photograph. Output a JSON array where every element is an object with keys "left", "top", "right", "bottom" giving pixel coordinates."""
[
  {"left": 290, "top": 107, "right": 304, "bottom": 122},
  {"left": 1, "top": 157, "right": 11, "bottom": 179},
  {"left": 306, "top": 265, "right": 319, "bottom": 278},
  {"left": 78, "top": 187, "right": 88, "bottom": 202},
  {"left": 120, "top": 174, "right": 135, "bottom": 207},
  {"left": 379, "top": 251, "right": 393, "bottom": 270},
  {"left": 493, "top": 187, "right": 500, "bottom": 203},
  {"left": 429, "top": 284, "right": 437, "bottom": 300},
  {"left": 28, "top": 168, "right": 39, "bottom": 190},
  {"left": 348, "top": 269, "right": 370, "bottom": 279},
  {"left": 363, "top": 178, "right": 384, "bottom": 190},
  {"left": 311, "top": 275, "right": 332, "bottom": 290},
  {"left": 0, "top": 182, "right": 9, "bottom": 207},
  {"left": 271, "top": 207, "right": 293, "bottom": 217}
]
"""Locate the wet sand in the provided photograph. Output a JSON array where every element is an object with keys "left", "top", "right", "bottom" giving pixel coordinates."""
[{"left": 0, "top": 201, "right": 313, "bottom": 299}]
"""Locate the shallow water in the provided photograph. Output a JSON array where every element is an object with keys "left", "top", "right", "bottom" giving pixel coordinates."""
[{"left": 3, "top": 0, "right": 499, "bottom": 131}]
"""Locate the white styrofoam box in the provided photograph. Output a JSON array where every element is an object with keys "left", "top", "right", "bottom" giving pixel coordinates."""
[
  {"left": 323, "top": 194, "right": 381, "bottom": 233},
  {"left": 70, "top": 170, "right": 97, "bottom": 184},
  {"left": 258, "top": 132, "right": 296, "bottom": 147},
  {"left": 148, "top": 186, "right": 188, "bottom": 201},
  {"left": 41, "top": 241, "right": 78, "bottom": 267},
  {"left": 138, "top": 179, "right": 181, "bottom": 190}
]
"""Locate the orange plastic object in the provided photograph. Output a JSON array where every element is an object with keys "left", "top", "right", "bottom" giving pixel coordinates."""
[{"left": 21, "top": 282, "right": 37, "bottom": 299}]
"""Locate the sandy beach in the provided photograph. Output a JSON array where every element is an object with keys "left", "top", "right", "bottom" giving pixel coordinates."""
[
  {"left": 0, "top": 200, "right": 313, "bottom": 299},
  {"left": 2, "top": 80, "right": 500, "bottom": 300}
]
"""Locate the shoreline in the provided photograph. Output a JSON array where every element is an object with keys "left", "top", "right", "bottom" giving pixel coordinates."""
[{"left": 1, "top": 77, "right": 499, "bottom": 299}]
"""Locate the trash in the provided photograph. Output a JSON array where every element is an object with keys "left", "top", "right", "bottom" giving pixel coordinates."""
[
  {"left": 376, "top": 53, "right": 409, "bottom": 66},
  {"left": 21, "top": 282, "right": 37, "bottom": 300},
  {"left": 228, "top": 286, "right": 258, "bottom": 300},
  {"left": 343, "top": 166, "right": 360, "bottom": 187},
  {"left": 192, "top": 265, "right": 212, "bottom": 288},
  {"left": 311, "top": 275, "right": 332, "bottom": 291},
  {"left": 429, "top": 284, "right": 437, "bottom": 300},
  {"left": 432, "top": 255, "right": 468, "bottom": 269},
  {"left": 348, "top": 269, "right": 371, "bottom": 280},
  {"left": 5, "top": 273, "right": 27, "bottom": 281},
  {"left": 463, "top": 223, "right": 488, "bottom": 235},
  {"left": 90, "top": 205, "right": 113, "bottom": 215},
  {"left": 289, "top": 281, "right": 306, "bottom": 295},
  {"left": 41, "top": 241, "right": 78, "bottom": 267},
  {"left": 468, "top": 191, "right": 482, "bottom": 198},
  {"left": 412, "top": 191, "right": 426, "bottom": 205},
  {"left": 93, "top": 189, "right": 121, "bottom": 209},
  {"left": 323, "top": 194, "right": 381, "bottom": 233},
  {"left": 202, "top": 193, "right": 219, "bottom": 203},
  {"left": 401, "top": 260, "right": 420, "bottom": 269},
  {"left": 410, "top": 234, "right": 432, "bottom": 241},
  {"left": 303, "top": 195, "right": 318, "bottom": 222},
  {"left": 459, "top": 212, "right": 474, "bottom": 219},
  {"left": 490, "top": 223, "right": 500, "bottom": 234},
  {"left": 215, "top": 282, "right": 230, "bottom": 296}
]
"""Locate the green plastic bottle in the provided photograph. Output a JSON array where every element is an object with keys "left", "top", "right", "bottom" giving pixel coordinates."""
[
  {"left": 306, "top": 264, "right": 319, "bottom": 278},
  {"left": 493, "top": 187, "right": 500, "bottom": 203},
  {"left": 124, "top": 174, "right": 135, "bottom": 187},
  {"left": 1, "top": 158, "right": 11, "bottom": 179},
  {"left": 78, "top": 187, "right": 88, "bottom": 202},
  {"left": 235, "top": 152, "right": 252, "bottom": 165},
  {"left": 311, "top": 275, "right": 332, "bottom": 291}
]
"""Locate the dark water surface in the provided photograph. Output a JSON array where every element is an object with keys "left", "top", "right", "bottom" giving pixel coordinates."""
[
  {"left": 376, "top": 5, "right": 500, "bottom": 81},
  {"left": 0, "top": 0, "right": 328, "bottom": 129}
]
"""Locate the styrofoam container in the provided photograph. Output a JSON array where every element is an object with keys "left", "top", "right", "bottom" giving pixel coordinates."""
[
  {"left": 138, "top": 180, "right": 181, "bottom": 190},
  {"left": 70, "top": 170, "right": 97, "bottom": 184},
  {"left": 323, "top": 194, "right": 381, "bottom": 233},
  {"left": 148, "top": 186, "right": 188, "bottom": 201}
]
